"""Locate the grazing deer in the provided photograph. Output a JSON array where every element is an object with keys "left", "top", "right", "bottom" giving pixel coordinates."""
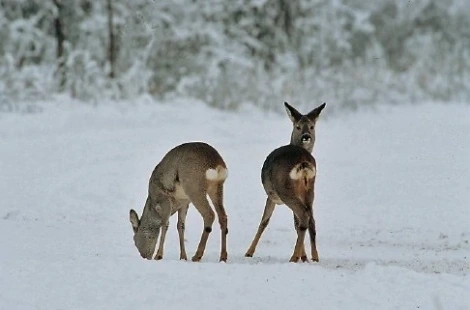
[
  {"left": 129, "top": 142, "right": 229, "bottom": 262},
  {"left": 245, "top": 102, "right": 326, "bottom": 262}
]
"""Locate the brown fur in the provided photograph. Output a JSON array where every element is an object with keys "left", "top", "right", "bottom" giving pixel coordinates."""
[
  {"left": 129, "top": 142, "right": 229, "bottom": 262},
  {"left": 245, "top": 102, "right": 325, "bottom": 262}
]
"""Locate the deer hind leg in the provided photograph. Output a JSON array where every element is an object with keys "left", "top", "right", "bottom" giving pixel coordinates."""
[
  {"left": 177, "top": 202, "right": 189, "bottom": 260},
  {"left": 245, "top": 197, "right": 276, "bottom": 257},
  {"left": 293, "top": 214, "right": 308, "bottom": 262},
  {"left": 305, "top": 185, "right": 319, "bottom": 262},
  {"left": 190, "top": 196, "right": 215, "bottom": 262},
  {"left": 183, "top": 182, "right": 215, "bottom": 262},
  {"left": 207, "top": 182, "right": 228, "bottom": 262},
  {"left": 307, "top": 215, "right": 319, "bottom": 262},
  {"left": 155, "top": 221, "right": 169, "bottom": 260},
  {"left": 282, "top": 196, "right": 309, "bottom": 263}
]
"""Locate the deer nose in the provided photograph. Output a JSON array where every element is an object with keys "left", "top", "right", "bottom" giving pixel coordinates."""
[{"left": 301, "top": 134, "right": 311, "bottom": 142}]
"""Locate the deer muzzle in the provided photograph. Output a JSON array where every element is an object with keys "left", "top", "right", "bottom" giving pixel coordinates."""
[{"left": 301, "top": 133, "right": 312, "bottom": 143}]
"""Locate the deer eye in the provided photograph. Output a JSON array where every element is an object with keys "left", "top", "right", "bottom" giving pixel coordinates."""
[
  {"left": 310, "top": 126, "right": 313, "bottom": 130},
  {"left": 296, "top": 125, "right": 301, "bottom": 130}
]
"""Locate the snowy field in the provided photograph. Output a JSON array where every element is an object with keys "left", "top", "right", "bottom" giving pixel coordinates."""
[{"left": 0, "top": 100, "right": 469, "bottom": 309}]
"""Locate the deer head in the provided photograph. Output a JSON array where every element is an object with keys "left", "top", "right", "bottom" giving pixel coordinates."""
[
  {"left": 129, "top": 198, "right": 171, "bottom": 259},
  {"left": 284, "top": 102, "right": 326, "bottom": 153}
]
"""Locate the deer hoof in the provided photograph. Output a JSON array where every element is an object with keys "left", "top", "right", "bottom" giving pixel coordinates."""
[
  {"left": 312, "top": 251, "right": 319, "bottom": 262},
  {"left": 191, "top": 255, "right": 201, "bottom": 262},
  {"left": 155, "top": 255, "right": 163, "bottom": 260},
  {"left": 301, "top": 255, "right": 308, "bottom": 262},
  {"left": 180, "top": 254, "right": 188, "bottom": 261},
  {"left": 289, "top": 256, "right": 300, "bottom": 263},
  {"left": 244, "top": 252, "right": 253, "bottom": 257}
]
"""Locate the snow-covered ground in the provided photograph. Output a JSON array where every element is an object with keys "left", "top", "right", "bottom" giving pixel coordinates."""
[{"left": 1, "top": 100, "right": 469, "bottom": 309}]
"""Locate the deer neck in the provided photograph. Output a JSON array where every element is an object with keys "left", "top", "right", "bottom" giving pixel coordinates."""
[{"left": 139, "top": 200, "right": 164, "bottom": 234}]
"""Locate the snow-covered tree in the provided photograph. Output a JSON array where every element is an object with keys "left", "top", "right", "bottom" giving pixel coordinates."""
[{"left": 0, "top": 0, "right": 469, "bottom": 110}]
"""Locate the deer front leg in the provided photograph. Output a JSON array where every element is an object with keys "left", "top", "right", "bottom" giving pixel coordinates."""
[
  {"left": 245, "top": 197, "right": 275, "bottom": 257},
  {"left": 155, "top": 221, "right": 169, "bottom": 260},
  {"left": 152, "top": 196, "right": 173, "bottom": 260},
  {"left": 177, "top": 203, "right": 189, "bottom": 260}
]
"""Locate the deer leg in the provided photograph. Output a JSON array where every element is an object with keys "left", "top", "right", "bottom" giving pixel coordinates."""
[
  {"left": 185, "top": 189, "right": 215, "bottom": 262},
  {"left": 153, "top": 196, "right": 180, "bottom": 260},
  {"left": 282, "top": 197, "right": 309, "bottom": 263},
  {"left": 155, "top": 221, "right": 169, "bottom": 260},
  {"left": 146, "top": 196, "right": 171, "bottom": 260},
  {"left": 305, "top": 186, "right": 319, "bottom": 262},
  {"left": 177, "top": 203, "right": 189, "bottom": 260},
  {"left": 307, "top": 214, "right": 319, "bottom": 262},
  {"left": 294, "top": 214, "right": 308, "bottom": 262},
  {"left": 208, "top": 183, "right": 228, "bottom": 262},
  {"left": 290, "top": 227, "right": 307, "bottom": 263},
  {"left": 245, "top": 197, "right": 276, "bottom": 257}
]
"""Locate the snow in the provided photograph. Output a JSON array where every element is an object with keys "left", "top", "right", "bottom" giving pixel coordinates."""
[{"left": 0, "top": 100, "right": 469, "bottom": 309}]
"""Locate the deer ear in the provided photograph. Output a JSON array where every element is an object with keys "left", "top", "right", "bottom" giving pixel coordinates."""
[
  {"left": 284, "top": 102, "right": 302, "bottom": 123},
  {"left": 129, "top": 209, "right": 140, "bottom": 233},
  {"left": 307, "top": 102, "right": 326, "bottom": 121}
]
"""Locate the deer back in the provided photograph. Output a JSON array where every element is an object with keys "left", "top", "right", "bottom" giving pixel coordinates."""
[
  {"left": 261, "top": 145, "right": 316, "bottom": 205},
  {"left": 149, "top": 142, "right": 227, "bottom": 201}
]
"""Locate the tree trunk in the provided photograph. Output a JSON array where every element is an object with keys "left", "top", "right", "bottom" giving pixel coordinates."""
[
  {"left": 107, "top": 0, "right": 116, "bottom": 79},
  {"left": 53, "top": 0, "right": 66, "bottom": 90}
]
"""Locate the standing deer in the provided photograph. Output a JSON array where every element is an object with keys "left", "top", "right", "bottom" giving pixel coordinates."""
[
  {"left": 245, "top": 102, "right": 326, "bottom": 262},
  {"left": 129, "top": 142, "right": 229, "bottom": 262}
]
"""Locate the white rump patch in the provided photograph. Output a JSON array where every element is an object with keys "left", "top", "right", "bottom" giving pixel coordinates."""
[
  {"left": 206, "top": 166, "right": 228, "bottom": 181},
  {"left": 206, "top": 168, "right": 218, "bottom": 180},
  {"left": 289, "top": 164, "right": 316, "bottom": 180},
  {"left": 304, "top": 167, "right": 316, "bottom": 179}
]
